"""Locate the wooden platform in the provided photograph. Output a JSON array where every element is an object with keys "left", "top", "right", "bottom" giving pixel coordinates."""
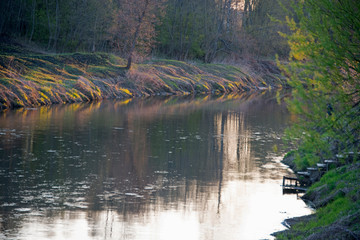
[
  {"left": 282, "top": 153, "right": 352, "bottom": 194},
  {"left": 297, "top": 171, "right": 310, "bottom": 176},
  {"left": 282, "top": 176, "right": 307, "bottom": 194},
  {"left": 296, "top": 159, "right": 339, "bottom": 178}
]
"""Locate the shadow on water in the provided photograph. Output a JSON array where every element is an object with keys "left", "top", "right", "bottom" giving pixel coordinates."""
[{"left": 0, "top": 91, "right": 311, "bottom": 240}]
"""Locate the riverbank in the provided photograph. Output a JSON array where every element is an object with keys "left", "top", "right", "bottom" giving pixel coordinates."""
[
  {"left": 0, "top": 38, "right": 286, "bottom": 110},
  {"left": 274, "top": 152, "right": 360, "bottom": 239}
]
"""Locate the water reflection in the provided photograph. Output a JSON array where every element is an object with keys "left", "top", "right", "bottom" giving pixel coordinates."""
[
  {"left": 0, "top": 92, "right": 312, "bottom": 240},
  {"left": 215, "top": 112, "right": 252, "bottom": 173}
]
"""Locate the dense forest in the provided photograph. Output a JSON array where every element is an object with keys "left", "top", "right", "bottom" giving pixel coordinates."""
[{"left": 0, "top": 0, "right": 289, "bottom": 63}]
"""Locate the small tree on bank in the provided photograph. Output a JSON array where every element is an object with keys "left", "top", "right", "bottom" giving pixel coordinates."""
[{"left": 111, "top": 0, "right": 164, "bottom": 69}]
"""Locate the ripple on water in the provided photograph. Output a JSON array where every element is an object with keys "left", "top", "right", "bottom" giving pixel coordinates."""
[
  {"left": 125, "top": 193, "right": 143, "bottom": 198},
  {"left": 1, "top": 203, "right": 17, "bottom": 207},
  {"left": 14, "top": 208, "right": 32, "bottom": 212},
  {"left": 63, "top": 202, "right": 88, "bottom": 209},
  {"left": 144, "top": 185, "right": 155, "bottom": 190}
]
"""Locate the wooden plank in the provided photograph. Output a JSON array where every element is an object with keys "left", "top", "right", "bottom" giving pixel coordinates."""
[
  {"left": 317, "top": 163, "right": 326, "bottom": 168},
  {"left": 297, "top": 171, "right": 310, "bottom": 176},
  {"left": 283, "top": 186, "right": 307, "bottom": 191},
  {"left": 282, "top": 186, "right": 307, "bottom": 194},
  {"left": 307, "top": 167, "right": 318, "bottom": 171},
  {"left": 324, "top": 159, "right": 338, "bottom": 164}
]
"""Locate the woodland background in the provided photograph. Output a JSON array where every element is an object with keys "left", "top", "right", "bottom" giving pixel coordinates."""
[{"left": 0, "top": 0, "right": 290, "bottom": 63}]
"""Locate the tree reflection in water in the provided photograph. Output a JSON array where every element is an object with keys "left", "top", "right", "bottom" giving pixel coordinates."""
[{"left": 0, "top": 92, "right": 312, "bottom": 240}]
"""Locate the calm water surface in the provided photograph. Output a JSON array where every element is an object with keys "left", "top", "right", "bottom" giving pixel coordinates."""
[{"left": 0, "top": 92, "right": 312, "bottom": 240}]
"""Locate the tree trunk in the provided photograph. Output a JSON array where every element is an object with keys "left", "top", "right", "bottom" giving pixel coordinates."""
[
  {"left": 92, "top": 15, "right": 98, "bottom": 52},
  {"left": 0, "top": 0, "right": 13, "bottom": 35},
  {"left": 126, "top": 0, "right": 149, "bottom": 70},
  {"left": 45, "top": 0, "right": 53, "bottom": 49},
  {"left": 53, "top": 0, "right": 59, "bottom": 50},
  {"left": 16, "top": 0, "right": 24, "bottom": 34},
  {"left": 29, "top": 0, "right": 36, "bottom": 42}
]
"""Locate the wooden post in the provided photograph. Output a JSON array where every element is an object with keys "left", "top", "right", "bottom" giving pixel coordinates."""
[{"left": 283, "top": 176, "right": 285, "bottom": 187}]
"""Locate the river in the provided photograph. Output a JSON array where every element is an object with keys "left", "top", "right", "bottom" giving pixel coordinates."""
[{"left": 0, "top": 92, "right": 312, "bottom": 240}]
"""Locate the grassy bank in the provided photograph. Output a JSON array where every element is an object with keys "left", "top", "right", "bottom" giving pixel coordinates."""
[
  {"left": 0, "top": 39, "right": 285, "bottom": 110},
  {"left": 274, "top": 154, "right": 360, "bottom": 239}
]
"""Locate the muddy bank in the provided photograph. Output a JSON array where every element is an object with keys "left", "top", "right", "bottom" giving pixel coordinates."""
[
  {"left": 0, "top": 39, "right": 286, "bottom": 110},
  {"left": 274, "top": 153, "right": 360, "bottom": 240}
]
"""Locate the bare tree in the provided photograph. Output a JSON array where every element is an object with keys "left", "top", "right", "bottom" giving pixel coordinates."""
[
  {"left": 125, "top": 0, "right": 149, "bottom": 69},
  {"left": 111, "top": 0, "right": 164, "bottom": 69}
]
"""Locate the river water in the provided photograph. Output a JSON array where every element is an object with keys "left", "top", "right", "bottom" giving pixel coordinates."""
[{"left": 0, "top": 92, "right": 312, "bottom": 240}]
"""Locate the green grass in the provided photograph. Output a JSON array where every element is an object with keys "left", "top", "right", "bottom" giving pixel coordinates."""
[
  {"left": 276, "top": 163, "right": 360, "bottom": 239},
  {"left": 278, "top": 198, "right": 358, "bottom": 240}
]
